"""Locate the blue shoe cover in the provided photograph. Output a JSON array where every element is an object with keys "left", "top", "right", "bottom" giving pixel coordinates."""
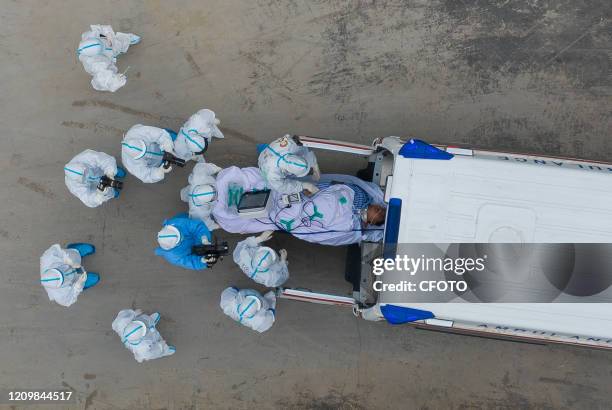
[
  {"left": 115, "top": 167, "right": 127, "bottom": 179},
  {"left": 66, "top": 243, "right": 96, "bottom": 258},
  {"left": 256, "top": 144, "right": 268, "bottom": 155},
  {"left": 83, "top": 272, "right": 100, "bottom": 290},
  {"left": 164, "top": 129, "right": 178, "bottom": 141},
  {"left": 114, "top": 188, "right": 121, "bottom": 198}
]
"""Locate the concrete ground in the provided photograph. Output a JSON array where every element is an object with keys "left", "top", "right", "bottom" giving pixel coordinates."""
[{"left": 1, "top": 0, "right": 611, "bottom": 409}]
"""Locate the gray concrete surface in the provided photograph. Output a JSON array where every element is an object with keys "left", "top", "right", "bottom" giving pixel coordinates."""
[{"left": 1, "top": 0, "right": 611, "bottom": 409}]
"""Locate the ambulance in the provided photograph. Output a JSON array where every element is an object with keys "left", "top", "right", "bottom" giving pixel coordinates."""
[{"left": 278, "top": 135, "right": 612, "bottom": 350}]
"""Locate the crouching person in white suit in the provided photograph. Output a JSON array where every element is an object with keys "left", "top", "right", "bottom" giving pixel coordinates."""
[
  {"left": 64, "top": 149, "right": 126, "bottom": 208},
  {"left": 121, "top": 125, "right": 178, "bottom": 183},
  {"left": 77, "top": 24, "right": 141, "bottom": 92},
  {"left": 40, "top": 243, "right": 100, "bottom": 307},
  {"left": 258, "top": 134, "right": 320, "bottom": 196},
  {"left": 220, "top": 287, "right": 276, "bottom": 333},
  {"left": 233, "top": 231, "right": 289, "bottom": 287},
  {"left": 180, "top": 162, "right": 222, "bottom": 230},
  {"left": 112, "top": 309, "right": 176, "bottom": 363},
  {"left": 174, "top": 109, "right": 224, "bottom": 162}
]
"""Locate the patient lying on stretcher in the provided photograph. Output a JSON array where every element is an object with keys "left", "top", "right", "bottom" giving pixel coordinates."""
[{"left": 211, "top": 166, "right": 385, "bottom": 246}]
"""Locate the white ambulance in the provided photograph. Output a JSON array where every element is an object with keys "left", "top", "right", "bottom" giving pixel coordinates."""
[{"left": 279, "top": 135, "right": 612, "bottom": 350}]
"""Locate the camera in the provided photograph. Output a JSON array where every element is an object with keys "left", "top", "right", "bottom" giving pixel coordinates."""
[
  {"left": 192, "top": 241, "right": 229, "bottom": 267},
  {"left": 97, "top": 176, "right": 123, "bottom": 191},
  {"left": 162, "top": 152, "right": 186, "bottom": 169}
]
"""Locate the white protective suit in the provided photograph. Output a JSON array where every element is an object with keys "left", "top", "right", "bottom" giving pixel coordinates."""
[
  {"left": 179, "top": 162, "right": 222, "bottom": 230},
  {"left": 121, "top": 125, "right": 175, "bottom": 183},
  {"left": 64, "top": 149, "right": 118, "bottom": 208},
  {"left": 258, "top": 135, "right": 320, "bottom": 195},
  {"left": 220, "top": 287, "right": 276, "bottom": 333},
  {"left": 40, "top": 244, "right": 86, "bottom": 307},
  {"left": 233, "top": 234, "right": 289, "bottom": 287},
  {"left": 111, "top": 309, "right": 175, "bottom": 363},
  {"left": 174, "top": 109, "right": 224, "bottom": 161},
  {"left": 77, "top": 25, "right": 140, "bottom": 92}
]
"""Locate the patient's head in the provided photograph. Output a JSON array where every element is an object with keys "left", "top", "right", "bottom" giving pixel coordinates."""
[{"left": 366, "top": 204, "right": 386, "bottom": 226}]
